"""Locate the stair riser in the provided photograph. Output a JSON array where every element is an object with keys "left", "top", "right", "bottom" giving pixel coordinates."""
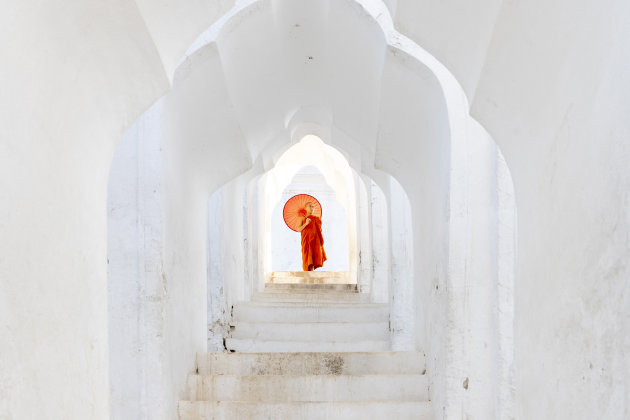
[
  {"left": 264, "top": 288, "right": 360, "bottom": 294},
  {"left": 233, "top": 304, "right": 388, "bottom": 323},
  {"left": 253, "top": 293, "right": 369, "bottom": 302},
  {"left": 196, "top": 352, "right": 426, "bottom": 376},
  {"left": 225, "top": 338, "right": 390, "bottom": 353},
  {"left": 179, "top": 401, "right": 432, "bottom": 420},
  {"left": 186, "top": 374, "right": 429, "bottom": 402},
  {"left": 265, "top": 284, "right": 357, "bottom": 291},
  {"left": 271, "top": 271, "right": 349, "bottom": 280},
  {"left": 270, "top": 278, "right": 353, "bottom": 284},
  {"left": 230, "top": 322, "right": 389, "bottom": 342}
]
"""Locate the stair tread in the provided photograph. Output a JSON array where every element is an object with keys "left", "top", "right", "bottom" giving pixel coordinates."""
[
  {"left": 263, "top": 288, "right": 358, "bottom": 293},
  {"left": 230, "top": 321, "right": 388, "bottom": 325},
  {"left": 189, "top": 373, "right": 426, "bottom": 378},
  {"left": 226, "top": 337, "right": 390, "bottom": 344},
  {"left": 229, "top": 322, "right": 388, "bottom": 342},
  {"left": 226, "top": 338, "right": 390, "bottom": 353},
  {"left": 235, "top": 301, "right": 387, "bottom": 307},
  {"left": 196, "top": 351, "right": 426, "bottom": 375},
  {"left": 198, "top": 350, "right": 422, "bottom": 356},
  {"left": 179, "top": 400, "right": 432, "bottom": 420},
  {"left": 252, "top": 292, "right": 370, "bottom": 302},
  {"left": 185, "top": 372, "right": 428, "bottom": 401}
]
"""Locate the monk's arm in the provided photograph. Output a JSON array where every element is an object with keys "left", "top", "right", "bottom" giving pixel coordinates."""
[{"left": 297, "top": 217, "right": 311, "bottom": 232}]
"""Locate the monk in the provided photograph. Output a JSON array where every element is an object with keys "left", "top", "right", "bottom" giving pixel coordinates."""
[{"left": 297, "top": 202, "right": 327, "bottom": 271}]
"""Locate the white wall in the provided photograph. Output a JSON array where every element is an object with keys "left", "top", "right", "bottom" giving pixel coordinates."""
[
  {"left": 108, "top": 122, "right": 143, "bottom": 420},
  {"left": 157, "top": 39, "right": 252, "bottom": 418},
  {"left": 106, "top": 36, "right": 254, "bottom": 419},
  {"left": 355, "top": 173, "right": 374, "bottom": 292},
  {"left": 370, "top": 179, "right": 390, "bottom": 303},
  {"left": 108, "top": 104, "right": 165, "bottom": 419},
  {"left": 0, "top": 2, "right": 169, "bottom": 418},
  {"left": 207, "top": 186, "right": 229, "bottom": 352},
  {"left": 206, "top": 174, "right": 254, "bottom": 351},
  {"left": 3, "top": 1, "right": 628, "bottom": 419},
  {"left": 374, "top": 43, "right": 452, "bottom": 416},
  {"left": 495, "top": 148, "right": 516, "bottom": 419},
  {"left": 388, "top": 177, "right": 415, "bottom": 350},
  {"left": 105, "top": 97, "right": 215, "bottom": 420},
  {"left": 472, "top": 1, "right": 630, "bottom": 417},
  {"left": 393, "top": 0, "right": 502, "bottom": 99},
  {"left": 446, "top": 120, "right": 516, "bottom": 419}
]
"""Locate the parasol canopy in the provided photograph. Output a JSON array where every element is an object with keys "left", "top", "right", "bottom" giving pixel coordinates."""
[{"left": 283, "top": 194, "right": 322, "bottom": 232}]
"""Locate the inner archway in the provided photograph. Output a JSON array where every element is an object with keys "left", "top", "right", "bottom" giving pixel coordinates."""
[
  {"left": 270, "top": 164, "right": 349, "bottom": 272},
  {"left": 261, "top": 134, "right": 356, "bottom": 282},
  {"left": 104, "top": 1, "right": 518, "bottom": 419}
]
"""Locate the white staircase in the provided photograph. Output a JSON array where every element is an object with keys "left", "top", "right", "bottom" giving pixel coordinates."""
[{"left": 178, "top": 272, "right": 431, "bottom": 420}]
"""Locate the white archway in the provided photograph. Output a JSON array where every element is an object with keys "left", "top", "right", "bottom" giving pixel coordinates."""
[
  {"left": 106, "top": 1, "right": 518, "bottom": 419},
  {"left": 261, "top": 135, "right": 356, "bottom": 280},
  {"left": 269, "top": 165, "right": 350, "bottom": 272}
]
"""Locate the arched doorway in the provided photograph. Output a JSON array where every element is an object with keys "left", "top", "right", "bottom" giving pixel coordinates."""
[{"left": 106, "top": 1, "right": 518, "bottom": 418}]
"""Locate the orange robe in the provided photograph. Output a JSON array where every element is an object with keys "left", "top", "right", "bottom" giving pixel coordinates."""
[{"left": 301, "top": 215, "right": 327, "bottom": 271}]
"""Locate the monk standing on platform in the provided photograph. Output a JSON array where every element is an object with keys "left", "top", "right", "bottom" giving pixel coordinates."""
[{"left": 297, "top": 202, "right": 327, "bottom": 271}]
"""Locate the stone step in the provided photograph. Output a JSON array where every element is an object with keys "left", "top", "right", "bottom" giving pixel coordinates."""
[
  {"left": 230, "top": 321, "right": 389, "bottom": 342},
  {"left": 196, "top": 351, "right": 426, "bottom": 376},
  {"left": 232, "top": 302, "right": 389, "bottom": 323},
  {"left": 270, "top": 271, "right": 351, "bottom": 284},
  {"left": 252, "top": 292, "right": 369, "bottom": 303},
  {"left": 186, "top": 373, "right": 428, "bottom": 402},
  {"left": 179, "top": 401, "right": 432, "bottom": 420},
  {"left": 269, "top": 277, "right": 354, "bottom": 285},
  {"left": 264, "top": 283, "right": 358, "bottom": 292},
  {"left": 225, "top": 338, "right": 390, "bottom": 353}
]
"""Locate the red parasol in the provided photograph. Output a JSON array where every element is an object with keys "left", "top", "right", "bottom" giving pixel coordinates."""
[{"left": 283, "top": 194, "right": 322, "bottom": 232}]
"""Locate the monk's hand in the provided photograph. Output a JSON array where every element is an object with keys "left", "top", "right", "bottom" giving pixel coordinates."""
[{"left": 305, "top": 219, "right": 311, "bottom": 225}]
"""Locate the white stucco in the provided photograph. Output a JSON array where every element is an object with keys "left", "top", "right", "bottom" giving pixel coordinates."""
[
  {"left": 388, "top": 177, "right": 415, "bottom": 351},
  {"left": 108, "top": 103, "right": 166, "bottom": 419},
  {"left": 471, "top": 1, "right": 630, "bottom": 417},
  {"left": 369, "top": 179, "right": 390, "bottom": 304},
  {"left": 1, "top": 0, "right": 628, "bottom": 419}
]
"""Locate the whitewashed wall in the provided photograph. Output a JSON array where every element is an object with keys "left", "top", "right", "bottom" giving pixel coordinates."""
[
  {"left": 355, "top": 173, "right": 374, "bottom": 292},
  {"left": 207, "top": 171, "right": 257, "bottom": 351},
  {"left": 2, "top": 1, "right": 628, "bottom": 420},
  {"left": 106, "top": 38, "right": 253, "bottom": 419},
  {"left": 388, "top": 177, "right": 415, "bottom": 350},
  {"left": 370, "top": 179, "right": 390, "bottom": 303},
  {"left": 374, "top": 38, "right": 453, "bottom": 417},
  {"left": 472, "top": 1, "right": 630, "bottom": 417},
  {"left": 0, "top": 0, "right": 172, "bottom": 416},
  {"left": 206, "top": 187, "right": 229, "bottom": 352},
  {"left": 108, "top": 103, "right": 165, "bottom": 419},
  {"left": 158, "top": 41, "right": 251, "bottom": 420}
]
